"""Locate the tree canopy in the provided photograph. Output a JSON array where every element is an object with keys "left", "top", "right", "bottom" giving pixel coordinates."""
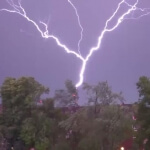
[
  {"left": 136, "top": 76, "right": 150, "bottom": 149},
  {"left": 0, "top": 77, "right": 135, "bottom": 150}
]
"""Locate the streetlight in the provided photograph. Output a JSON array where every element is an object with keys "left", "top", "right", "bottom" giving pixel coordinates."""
[{"left": 120, "top": 147, "right": 125, "bottom": 150}]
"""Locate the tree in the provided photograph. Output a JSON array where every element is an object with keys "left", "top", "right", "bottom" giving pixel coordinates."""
[
  {"left": 136, "top": 76, "right": 150, "bottom": 149},
  {"left": 0, "top": 77, "right": 49, "bottom": 149},
  {"left": 83, "top": 81, "right": 124, "bottom": 117},
  {"left": 60, "top": 105, "right": 133, "bottom": 150},
  {"left": 20, "top": 97, "right": 68, "bottom": 150},
  {"left": 59, "top": 107, "right": 90, "bottom": 150},
  {"left": 21, "top": 109, "right": 53, "bottom": 150},
  {"left": 58, "top": 81, "right": 131, "bottom": 150},
  {"left": 54, "top": 80, "right": 78, "bottom": 107}
]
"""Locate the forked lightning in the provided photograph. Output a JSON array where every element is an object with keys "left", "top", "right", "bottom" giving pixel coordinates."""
[{"left": 0, "top": 0, "right": 150, "bottom": 88}]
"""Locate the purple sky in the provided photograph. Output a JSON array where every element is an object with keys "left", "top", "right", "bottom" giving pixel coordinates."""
[{"left": 0, "top": 0, "right": 150, "bottom": 104}]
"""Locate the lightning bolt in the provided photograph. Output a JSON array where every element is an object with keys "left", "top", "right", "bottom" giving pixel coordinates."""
[
  {"left": 0, "top": 0, "right": 150, "bottom": 88},
  {"left": 76, "top": 0, "right": 150, "bottom": 88},
  {"left": 0, "top": 0, "right": 84, "bottom": 61},
  {"left": 67, "top": 0, "right": 83, "bottom": 56}
]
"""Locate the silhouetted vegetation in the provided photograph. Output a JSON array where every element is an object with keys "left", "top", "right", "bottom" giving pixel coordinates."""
[{"left": 0, "top": 76, "right": 149, "bottom": 150}]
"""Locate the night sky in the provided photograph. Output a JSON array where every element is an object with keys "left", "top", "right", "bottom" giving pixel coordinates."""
[{"left": 0, "top": 0, "right": 150, "bottom": 104}]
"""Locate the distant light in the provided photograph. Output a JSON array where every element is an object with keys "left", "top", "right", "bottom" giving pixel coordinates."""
[
  {"left": 132, "top": 115, "right": 136, "bottom": 120},
  {"left": 120, "top": 147, "right": 124, "bottom": 150},
  {"left": 72, "top": 94, "right": 76, "bottom": 97}
]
